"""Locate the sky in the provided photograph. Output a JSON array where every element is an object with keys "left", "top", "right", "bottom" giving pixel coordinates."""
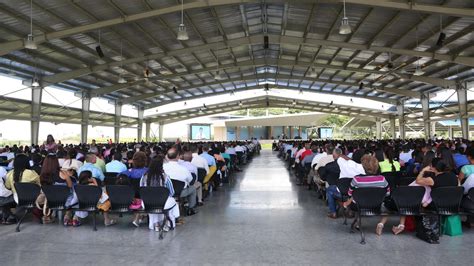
[{"left": 0, "top": 74, "right": 472, "bottom": 143}]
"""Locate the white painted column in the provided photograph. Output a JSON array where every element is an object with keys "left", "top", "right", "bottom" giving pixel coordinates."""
[
  {"left": 457, "top": 83, "right": 469, "bottom": 140},
  {"left": 81, "top": 92, "right": 91, "bottom": 144},
  {"left": 31, "top": 86, "right": 42, "bottom": 145},
  {"left": 158, "top": 122, "right": 164, "bottom": 142},
  {"left": 137, "top": 107, "right": 144, "bottom": 142},
  {"left": 145, "top": 121, "right": 151, "bottom": 142},
  {"left": 421, "top": 93, "right": 431, "bottom": 140},
  {"left": 114, "top": 102, "right": 122, "bottom": 143},
  {"left": 390, "top": 116, "right": 396, "bottom": 139},
  {"left": 397, "top": 100, "right": 406, "bottom": 140},
  {"left": 375, "top": 118, "right": 382, "bottom": 139}
]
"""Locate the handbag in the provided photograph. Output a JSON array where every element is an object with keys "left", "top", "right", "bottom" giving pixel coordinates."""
[
  {"left": 404, "top": 215, "right": 416, "bottom": 232},
  {"left": 415, "top": 215, "right": 440, "bottom": 244},
  {"left": 442, "top": 215, "right": 463, "bottom": 236},
  {"left": 129, "top": 198, "right": 143, "bottom": 210}
]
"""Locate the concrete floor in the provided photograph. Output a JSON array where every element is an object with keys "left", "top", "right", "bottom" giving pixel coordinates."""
[{"left": 0, "top": 150, "right": 473, "bottom": 265}]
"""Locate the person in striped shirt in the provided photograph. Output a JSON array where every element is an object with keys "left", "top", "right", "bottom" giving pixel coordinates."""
[{"left": 343, "top": 155, "right": 394, "bottom": 236}]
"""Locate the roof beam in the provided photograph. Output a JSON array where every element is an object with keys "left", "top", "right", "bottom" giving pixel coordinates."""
[
  {"left": 144, "top": 83, "right": 397, "bottom": 111},
  {"left": 1, "top": 0, "right": 472, "bottom": 56},
  {"left": 122, "top": 73, "right": 413, "bottom": 105},
  {"left": 44, "top": 33, "right": 461, "bottom": 87},
  {"left": 147, "top": 94, "right": 396, "bottom": 123},
  {"left": 94, "top": 56, "right": 446, "bottom": 97}
]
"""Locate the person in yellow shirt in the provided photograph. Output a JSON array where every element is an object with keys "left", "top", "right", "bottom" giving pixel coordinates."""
[
  {"left": 4, "top": 154, "right": 41, "bottom": 200},
  {"left": 377, "top": 147, "right": 401, "bottom": 173}
]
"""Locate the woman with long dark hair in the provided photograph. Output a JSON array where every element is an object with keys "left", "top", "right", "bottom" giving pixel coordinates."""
[
  {"left": 140, "top": 155, "right": 180, "bottom": 232},
  {"left": 5, "top": 154, "right": 40, "bottom": 201}
]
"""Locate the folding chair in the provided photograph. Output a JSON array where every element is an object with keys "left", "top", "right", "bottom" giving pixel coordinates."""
[
  {"left": 42, "top": 185, "right": 71, "bottom": 224},
  {"left": 139, "top": 187, "right": 172, "bottom": 240},
  {"left": 350, "top": 187, "right": 387, "bottom": 244},
  {"left": 74, "top": 185, "right": 102, "bottom": 231},
  {"left": 14, "top": 183, "right": 41, "bottom": 232},
  {"left": 391, "top": 186, "right": 425, "bottom": 215}
]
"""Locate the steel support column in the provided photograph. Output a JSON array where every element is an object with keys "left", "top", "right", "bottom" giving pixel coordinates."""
[
  {"left": 158, "top": 122, "right": 164, "bottom": 142},
  {"left": 390, "top": 116, "right": 396, "bottom": 139},
  {"left": 81, "top": 92, "right": 91, "bottom": 144},
  {"left": 114, "top": 102, "right": 122, "bottom": 143},
  {"left": 145, "top": 121, "right": 151, "bottom": 142},
  {"left": 457, "top": 83, "right": 469, "bottom": 140},
  {"left": 137, "top": 107, "right": 144, "bottom": 142},
  {"left": 376, "top": 118, "right": 382, "bottom": 139},
  {"left": 397, "top": 100, "right": 405, "bottom": 140},
  {"left": 421, "top": 93, "right": 431, "bottom": 140},
  {"left": 31, "top": 87, "right": 42, "bottom": 145}
]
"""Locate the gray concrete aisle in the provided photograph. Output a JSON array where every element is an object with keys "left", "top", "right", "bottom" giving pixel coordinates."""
[{"left": 0, "top": 150, "right": 472, "bottom": 265}]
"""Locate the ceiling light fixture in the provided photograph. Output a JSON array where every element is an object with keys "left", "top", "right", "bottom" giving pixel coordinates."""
[
  {"left": 299, "top": 89, "right": 303, "bottom": 94},
  {"left": 339, "top": 0, "right": 351, "bottom": 35},
  {"left": 308, "top": 67, "right": 317, "bottom": 78},
  {"left": 25, "top": 0, "right": 37, "bottom": 50},
  {"left": 414, "top": 65, "right": 425, "bottom": 76},
  {"left": 239, "top": 101, "right": 243, "bottom": 107},
  {"left": 177, "top": 0, "right": 189, "bottom": 41},
  {"left": 214, "top": 70, "right": 223, "bottom": 80},
  {"left": 118, "top": 75, "right": 126, "bottom": 84},
  {"left": 31, "top": 77, "right": 40, "bottom": 87},
  {"left": 95, "top": 30, "right": 105, "bottom": 58},
  {"left": 292, "top": 100, "right": 296, "bottom": 106},
  {"left": 436, "top": 15, "right": 446, "bottom": 47}
]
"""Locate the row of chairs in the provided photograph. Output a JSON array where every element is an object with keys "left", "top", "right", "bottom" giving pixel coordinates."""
[
  {"left": 14, "top": 183, "right": 173, "bottom": 239},
  {"left": 281, "top": 154, "right": 474, "bottom": 244},
  {"left": 345, "top": 186, "right": 473, "bottom": 244}
]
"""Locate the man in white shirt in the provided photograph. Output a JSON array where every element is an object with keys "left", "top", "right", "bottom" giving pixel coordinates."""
[
  {"left": 312, "top": 146, "right": 335, "bottom": 189},
  {"left": 179, "top": 151, "right": 203, "bottom": 206},
  {"left": 164, "top": 148, "right": 197, "bottom": 215},
  {"left": 335, "top": 149, "right": 365, "bottom": 178},
  {"left": 190, "top": 145, "right": 209, "bottom": 175}
]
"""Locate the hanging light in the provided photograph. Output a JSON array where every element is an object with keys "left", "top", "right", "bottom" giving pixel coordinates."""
[
  {"left": 414, "top": 67, "right": 424, "bottom": 76},
  {"left": 25, "top": 1, "right": 37, "bottom": 49},
  {"left": 308, "top": 67, "right": 317, "bottom": 78},
  {"left": 239, "top": 100, "right": 243, "bottom": 107},
  {"left": 339, "top": 0, "right": 351, "bottom": 35},
  {"left": 299, "top": 89, "right": 303, "bottom": 94},
  {"left": 292, "top": 100, "right": 297, "bottom": 106},
  {"left": 118, "top": 75, "right": 127, "bottom": 84},
  {"left": 214, "top": 70, "right": 224, "bottom": 80},
  {"left": 31, "top": 77, "right": 40, "bottom": 87},
  {"left": 177, "top": 1, "right": 189, "bottom": 40}
]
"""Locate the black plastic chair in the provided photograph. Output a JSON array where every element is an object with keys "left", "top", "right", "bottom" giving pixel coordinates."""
[
  {"left": 382, "top": 171, "right": 402, "bottom": 191},
  {"left": 104, "top": 172, "right": 118, "bottom": 186},
  {"left": 336, "top": 178, "right": 353, "bottom": 225},
  {"left": 190, "top": 173, "right": 197, "bottom": 186},
  {"left": 463, "top": 188, "right": 474, "bottom": 213},
  {"left": 42, "top": 185, "right": 71, "bottom": 223},
  {"left": 139, "top": 187, "right": 172, "bottom": 239},
  {"left": 106, "top": 185, "right": 134, "bottom": 213},
  {"left": 391, "top": 186, "right": 425, "bottom": 215},
  {"left": 171, "top": 179, "right": 185, "bottom": 198},
  {"left": 431, "top": 186, "right": 464, "bottom": 215},
  {"left": 0, "top": 155, "right": 8, "bottom": 167},
  {"left": 350, "top": 187, "right": 387, "bottom": 244},
  {"left": 14, "top": 183, "right": 41, "bottom": 232},
  {"left": 74, "top": 185, "right": 102, "bottom": 231},
  {"left": 431, "top": 186, "right": 464, "bottom": 235},
  {"left": 197, "top": 168, "right": 206, "bottom": 184}
]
